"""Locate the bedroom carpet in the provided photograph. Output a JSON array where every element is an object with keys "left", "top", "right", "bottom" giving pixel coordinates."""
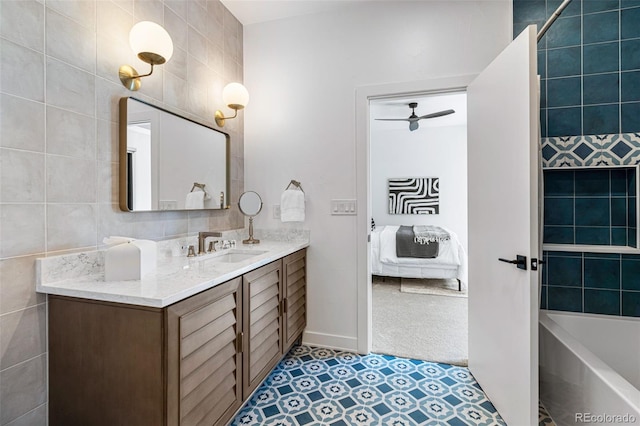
[
  {"left": 372, "top": 277, "right": 468, "bottom": 366},
  {"left": 399, "top": 277, "right": 467, "bottom": 298}
]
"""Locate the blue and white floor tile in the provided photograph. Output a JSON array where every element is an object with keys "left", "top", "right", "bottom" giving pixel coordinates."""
[{"left": 231, "top": 345, "right": 506, "bottom": 425}]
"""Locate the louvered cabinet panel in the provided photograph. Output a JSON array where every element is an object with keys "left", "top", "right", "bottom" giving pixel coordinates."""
[
  {"left": 283, "top": 249, "right": 307, "bottom": 351},
  {"left": 166, "top": 277, "right": 243, "bottom": 426},
  {"left": 242, "top": 260, "right": 283, "bottom": 397}
]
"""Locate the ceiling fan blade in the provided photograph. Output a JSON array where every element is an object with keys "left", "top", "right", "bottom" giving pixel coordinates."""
[
  {"left": 418, "top": 109, "right": 455, "bottom": 120},
  {"left": 375, "top": 118, "right": 412, "bottom": 122},
  {"left": 409, "top": 121, "right": 419, "bottom": 131}
]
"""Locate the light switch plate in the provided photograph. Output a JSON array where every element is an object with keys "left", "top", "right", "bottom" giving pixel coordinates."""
[{"left": 331, "top": 199, "right": 357, "bottom": 215}]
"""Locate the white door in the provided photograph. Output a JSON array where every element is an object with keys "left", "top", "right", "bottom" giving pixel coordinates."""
[{"left": 467, "top": 25, "right": 539, "bottom": 425}]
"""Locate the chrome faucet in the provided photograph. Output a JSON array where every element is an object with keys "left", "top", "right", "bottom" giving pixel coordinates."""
[{"left": 198, "top": 231, "right": 222, "bottom": 255}]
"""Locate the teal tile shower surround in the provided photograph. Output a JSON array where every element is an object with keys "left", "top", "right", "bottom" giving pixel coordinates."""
[
  {"left": 543, "top": 168, "right": 637, "bottom": 247},
  {"left": 514, "top": 0, "right": 640, "bottom": 318},
  {"left": 514, "top": 1, "right": 640, "bottom": 137},
  {"left": 542, "top": 251, "right": 640, "bottom": 317}
]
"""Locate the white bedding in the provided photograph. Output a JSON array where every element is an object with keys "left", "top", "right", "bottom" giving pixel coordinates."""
[{"left": 371, "top": 225, "right": 468, "bottom": 288}]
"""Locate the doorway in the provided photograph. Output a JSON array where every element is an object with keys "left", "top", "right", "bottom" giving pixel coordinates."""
[{"left": 368, "top": 91, "right": 469, "bottom": 365}]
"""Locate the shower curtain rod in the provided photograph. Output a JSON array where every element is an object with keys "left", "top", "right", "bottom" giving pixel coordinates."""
[{"left": 537, "top": 0, "right": 573, "bottom": 43}]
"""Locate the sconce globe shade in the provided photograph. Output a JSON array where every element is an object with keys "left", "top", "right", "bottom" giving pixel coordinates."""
[
  {"left": 222, "top": 82, "right": 249, "bottom": 110},
  {"left": 129, "top": 21, "right": 173, "bottom": 64}
]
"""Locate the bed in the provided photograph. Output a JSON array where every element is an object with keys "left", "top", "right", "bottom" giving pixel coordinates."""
[{"left": 371, "top": 225, "right": 468, "bottom": 290}]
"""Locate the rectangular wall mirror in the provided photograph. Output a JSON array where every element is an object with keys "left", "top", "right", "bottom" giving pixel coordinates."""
[{"left": 119, "top": 97, "right": 230, "bottom": 212}]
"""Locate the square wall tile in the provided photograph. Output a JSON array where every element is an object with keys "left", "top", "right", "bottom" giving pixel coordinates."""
[
  {"left": 622, "top": 291, "right": 640, "bottom": 316},
  {"left": 544, "top": 225, "right": 575, "bottom": 243},
  {"left": 544, "top": 170, "right": 575, "bottom": 195},
  {"left": 548, "top": 107, "right": 582, "bottom": 137},
  {"left": 584, "top": 289, "right": 621, "bottom": 315},
  {"left": 611, "top": 169, "right": 628, "bottom": 195},
  {"left": 547, "top": 255, "right": 582, "bottom": 286},
  {"left": 584, "top": 257, "right": 621, "bottom": 289},
  {"left": 547, "top": 77, "right": 582, "bottom": 108},
  {"left": 544, "top": 197, "right": 574, "bottom": 225},
  {"left": 583, "top": 104, "right": 620, "bottom": 135},
  {"left": 622, "top": 71, "right": 640, "bottom": 102},
  {"left": 576, "top": 226, "right": 611, "bottom": 244},
  {"left": 622, "top": 39, "right": 640, "bottom": 71},
  {"left": 612, "top": 226, "right": 628, "bottom": 245},
  {"left": 621, "top": 102, "right": 640, "bottom": 133},
  {"left": 584, "top": 11, "right": 619, "bottom": 44},
  {"left": 621, "top": 6, "right": 640, "bottom": 39},
  {"left": 575, "top": 169, "right": 610, "bottom": 196},
  {"left": 546, "top": 16, "right": 582, "bottom": 48},
  {"left": 583, "top": 73, "right": 620, "bottom": 105},
  {"left": 611, "top": 198, "right": 628, "bottom": 226},
  {"left": 547, "top": 47, "right": 582, "bottom": 78},
  {"left": 584, "top": 42, "right": 620, "bottom": 74},
  {"left": 622, "top": 258, "right": 640, "bottom": 290},
  {"left": 548, "top": 286, "right": 583, "bottom": 312},
  {"left": 575, "top": 198, "right": 610, "bottom": 226}
]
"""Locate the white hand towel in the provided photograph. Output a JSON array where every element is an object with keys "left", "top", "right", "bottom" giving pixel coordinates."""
[
  {"left": 185, "top": 191, "right": 205, "bottom": 209},
  {"left": 281, "top": 189, "right": 305, "bottom": 222}
]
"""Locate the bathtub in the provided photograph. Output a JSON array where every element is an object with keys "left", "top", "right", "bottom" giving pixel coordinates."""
[{"left": 539, "top": 310, "right": 640, "bottom": 425}]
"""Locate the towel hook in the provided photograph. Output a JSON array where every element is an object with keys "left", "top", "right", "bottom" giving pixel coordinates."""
[{"left": 285, "top": 179, "right": 304, "bottom": 193}]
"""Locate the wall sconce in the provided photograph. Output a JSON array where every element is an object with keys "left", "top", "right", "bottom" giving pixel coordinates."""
[
  {"left": 215, "top": 83, "right": 250, "bottom": 127},
  {"left": 119, "top": 21, "right": 173, "bottom": 91}
]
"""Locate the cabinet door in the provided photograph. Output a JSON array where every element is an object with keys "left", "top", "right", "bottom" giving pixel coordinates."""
[
  {"left": 243, "top": 260, "right": 283, "bottom": 397},
  {"left": 49, "top": 297, "right": 165, "bottom": 426},
  {"left": 166, "top": 277, "right": 243, "bottom": 426},
  {"left": 283, "top": 249, "right": 307, "bottom": 351}
]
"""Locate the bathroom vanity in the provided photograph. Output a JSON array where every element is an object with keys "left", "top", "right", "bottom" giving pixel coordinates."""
[{"left": 37, "top": 237, "right": 308, "bottom": 426}]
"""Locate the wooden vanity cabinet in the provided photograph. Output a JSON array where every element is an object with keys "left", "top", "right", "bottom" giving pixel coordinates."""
[
  {"left": 282, "top": 249, "right": 307, "bottom": 350},
  {"left": 166, "top": 277, "right": 244, "bottom": 426},
  {"left": 48, "top": 249, "right": 306, "bottom": 426}
]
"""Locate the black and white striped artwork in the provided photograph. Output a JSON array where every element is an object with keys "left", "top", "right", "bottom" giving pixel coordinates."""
[{"left": 388, "top": 177, "right": 439, "bottom": 215}]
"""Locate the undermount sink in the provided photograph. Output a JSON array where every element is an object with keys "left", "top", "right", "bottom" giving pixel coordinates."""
[{"left": 204, "top": 249, "right": 267, "bottom": 263}]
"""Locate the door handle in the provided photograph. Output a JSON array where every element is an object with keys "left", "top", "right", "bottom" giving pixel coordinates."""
[{"left": 498, "top": 255, "right": 527, "bottom": 270}]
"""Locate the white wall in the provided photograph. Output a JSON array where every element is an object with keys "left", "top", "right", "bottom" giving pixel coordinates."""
[
  {"left": 243, "top": 1, "right": 511, "bottom": 351},
  {"left": 370, "top": 121, "right": 468, "bottom": 252}
]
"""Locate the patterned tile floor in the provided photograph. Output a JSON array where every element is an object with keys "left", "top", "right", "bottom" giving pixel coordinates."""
[{"left": 231, "top": 345, "right": 506, "bottom": 425}]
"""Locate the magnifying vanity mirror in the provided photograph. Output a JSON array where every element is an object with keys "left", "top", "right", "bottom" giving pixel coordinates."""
[
  {"left": 238, "top": 191, "right": 263, "bottom": 244},
  {"left": 119, "top": 97, "right": 230, "bottom": 212}
]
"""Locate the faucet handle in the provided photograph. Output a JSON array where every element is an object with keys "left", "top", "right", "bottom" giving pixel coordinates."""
[
  {"left": 187, "top": 245, "right": 196, "bottom": 257},
  {"left": 207, "top": 241, "right": 218, "bottom": 253}
]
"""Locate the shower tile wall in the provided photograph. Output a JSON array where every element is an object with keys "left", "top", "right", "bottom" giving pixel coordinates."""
[
  {"left": 513, "top": 0, "right": 640, "bottom": 319},
  {"left": 514, "top": 0, "right": 640, "bottom": 138},
  {"left": 541, "top": 251, "right": 640, "bottom": 317},
  {"left": 0, "top": 1, "right": 244, "bottom": 424},
  {"left": 544, "top": 168, "right": 637, "bottom": 247}
]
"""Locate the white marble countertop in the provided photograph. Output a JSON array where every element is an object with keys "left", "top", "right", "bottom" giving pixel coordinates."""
[{"left": 36, "top": 239, "right": 309, "bottom": 308}]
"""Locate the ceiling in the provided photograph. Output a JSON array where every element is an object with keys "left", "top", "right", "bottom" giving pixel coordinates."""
[
  {"left": 220, "top": 0, "right": 366, "bottom": 25},
  {"left": 371, "top": 92, "right": 467, "bottom": 130}
]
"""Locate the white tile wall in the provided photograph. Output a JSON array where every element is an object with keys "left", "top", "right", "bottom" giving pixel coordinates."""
[{"left": 0, "top": 0, "right": 244, "bottom": 423}]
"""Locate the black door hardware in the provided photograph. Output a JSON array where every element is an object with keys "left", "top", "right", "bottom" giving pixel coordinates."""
[
  {"left": 498, "top": 255, "right": 527, "bottom": 270},
  {"left": 531, "top": 258, "right": 545, "bottom": 271}
]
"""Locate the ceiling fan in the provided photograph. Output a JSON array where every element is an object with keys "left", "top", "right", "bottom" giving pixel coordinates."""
[{"left": 376, "top": 102, "right": 455, "bottom": 131}]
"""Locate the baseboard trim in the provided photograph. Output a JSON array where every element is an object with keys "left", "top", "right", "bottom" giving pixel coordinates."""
[{"left": 302, "top": 331, "right": 359, "bottom": 353}]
